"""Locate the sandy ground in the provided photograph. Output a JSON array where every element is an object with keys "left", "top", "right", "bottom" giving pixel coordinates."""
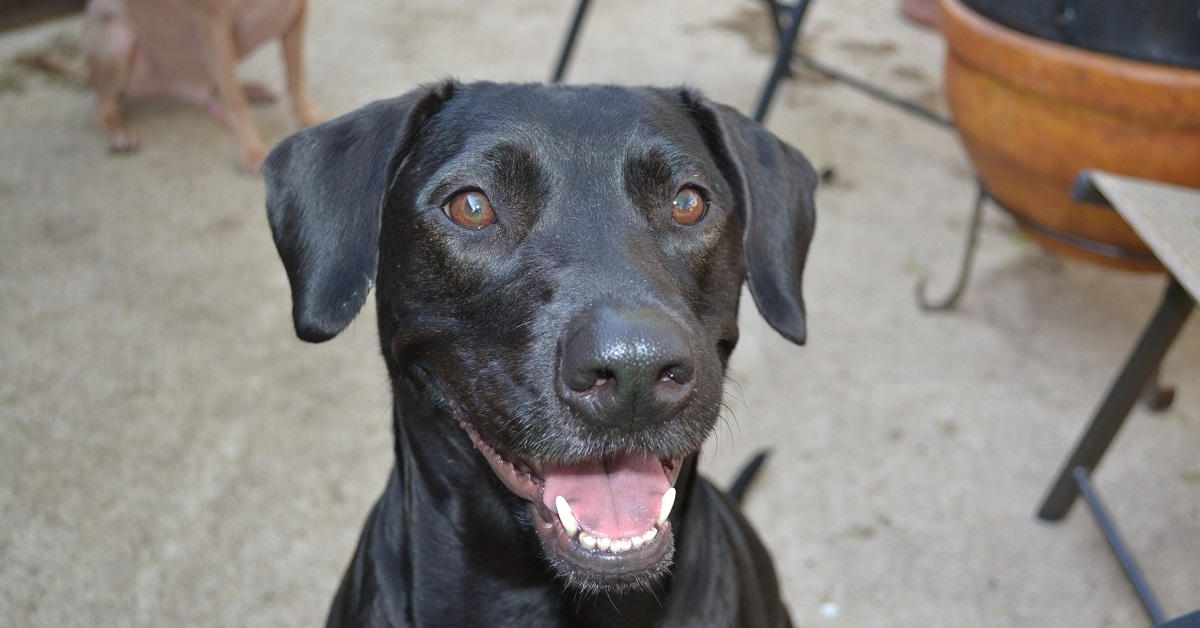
[{"left": 1, "top": 0, "right": 1198, "bottom": 626}]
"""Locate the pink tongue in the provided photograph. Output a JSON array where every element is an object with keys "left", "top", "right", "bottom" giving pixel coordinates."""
[{"left": 542, "top": 453, "right": 670, "bottom": 539}]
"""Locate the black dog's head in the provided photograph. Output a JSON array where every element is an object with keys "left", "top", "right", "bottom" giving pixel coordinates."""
[{"left": 263, "top": 81, "right": 815, "bottom": 592}]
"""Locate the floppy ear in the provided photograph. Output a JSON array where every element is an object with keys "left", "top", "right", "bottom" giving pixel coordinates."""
[
  {"left": 262, "top": 81, "right": 456, "bottom": 343},
  {"left": 683, "top": 92, "right": 817, "bottom": 345}
]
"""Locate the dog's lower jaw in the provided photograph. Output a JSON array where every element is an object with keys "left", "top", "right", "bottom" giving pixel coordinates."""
[
  {"left": 533, "top": 506, "right": 676, "bottom": 594},
  {"left": 458, "top": 417, "right": 684, "bottom": 592}
]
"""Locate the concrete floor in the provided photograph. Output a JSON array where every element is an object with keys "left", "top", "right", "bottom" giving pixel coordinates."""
[{"left": 1, "top": 0, "right": 1198, "bottom": 625}]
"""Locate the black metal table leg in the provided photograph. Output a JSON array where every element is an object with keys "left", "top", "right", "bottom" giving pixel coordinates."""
[
  {"left": 1038, "top": 278, "right": 1195, "bottom": 521},
  {"left": 753, "top": 0, "right": 812, "bottom": 123},
  {"left": 551, "top": 0, "right": 592, "bottom": 83},
  {"left": 1073, "top": 467, "right": 1168, "bottom": 625}
]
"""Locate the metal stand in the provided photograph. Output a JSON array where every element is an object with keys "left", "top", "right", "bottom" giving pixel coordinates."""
[
  {"left": 918, "top": 182, "right": 1164, "bottom": 318},
  {"left": 916, "top": 182, "right": 988, "bottom": 311}
]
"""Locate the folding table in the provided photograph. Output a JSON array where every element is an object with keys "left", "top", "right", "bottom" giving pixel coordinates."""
[{"left": 1039, "top": 170, "right": 1200, "bottom": 626}]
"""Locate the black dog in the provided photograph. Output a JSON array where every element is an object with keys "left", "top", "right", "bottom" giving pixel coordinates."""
[{"left": 263, "top": 81, "right": 816, "bottom": 627}]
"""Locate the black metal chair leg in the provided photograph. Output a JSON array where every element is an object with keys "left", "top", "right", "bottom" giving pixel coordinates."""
[
  {"left": 759, "top": 1, "right": 795, "bottom": 79},
  {"left": 763, "top": 1, "right": 786, "bottom": 62},
  {"left": 551, "top": 0, "right": 591, "bottom": 84},
  {"left": 1038, "top": 278, "right": 1195, "bottom": 521},
  {"left": 915, "top": 182, "right": 988, "bottom": 311},
  {"left": 753, "top": 0, "right": 812, "bottom": 123}
]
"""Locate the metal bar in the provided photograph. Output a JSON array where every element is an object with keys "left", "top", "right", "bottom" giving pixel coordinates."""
[
  {"left": 1007, "top": 211, "right": 1160, "bottom": 266},
  {"left": 1038, "top": 278, "right": 1195, "bottom": 521},
  {"left": 761, "top": 0, "right": 786, "bottom": 52},
  {"left": 753, "top": 0, "right": 812, "bottom": 123},
  {"left": 551, "top": 0, "right": 592, "bottom": 84},
  {"left": 1072, "top": 467, "right": 1167, "bottom": 625},
  {"left": 792, "top": 53, "right": 954, "bottom": 128},
  {"left": 916, "top": 182, "right": 988, "bottom": 311}
]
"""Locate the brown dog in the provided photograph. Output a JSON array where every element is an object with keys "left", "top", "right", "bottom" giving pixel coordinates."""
[{"left": 82, "top": 0, "right": 324, "bottom": 171}]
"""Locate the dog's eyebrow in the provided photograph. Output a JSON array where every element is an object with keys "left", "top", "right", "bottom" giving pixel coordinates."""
[
  {"left": 484, "top": 142, "right": 549, "bottom": 211},
  {"left": 426, "top": 141, "right": 548, "bottom": 203},
  {"left": 623, "top": 146, "right": 711, "bottom": 219},
  {"left": 485, "top": 142, "right": 540, "bottom": 180},
  {"left": 624, "top": 148, "right": 673, "bottom": 210}
]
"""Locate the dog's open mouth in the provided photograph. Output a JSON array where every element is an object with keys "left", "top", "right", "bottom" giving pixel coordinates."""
[{"left": 459, "top": 419, "right": 683, "bottom": 587}]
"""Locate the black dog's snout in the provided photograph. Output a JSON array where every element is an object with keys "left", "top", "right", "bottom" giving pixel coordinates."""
[{"left": 559, "top": 306, "right": 695, "bottom": 427}]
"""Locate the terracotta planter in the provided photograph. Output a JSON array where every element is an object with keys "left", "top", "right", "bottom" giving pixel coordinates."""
[{"left": 940, "top": 0, "right": 1200, "bottom": 271}]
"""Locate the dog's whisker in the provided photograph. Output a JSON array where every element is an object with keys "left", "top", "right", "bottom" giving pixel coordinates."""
[
  {"left": 723, "top": 375, "right": 748, "bottom": 406},
  {"left": 434, "top": 422, "right": 457, "bottom": 445},
  {"left": 648, "top": 584, "right": 664, "bottom": 608},
  {"left": 373, "top": 405, "right": 391, "bottom": 431},
  {"left": 719, "top": 402, "right": 742, "bottom": 435},
  {"left": 603, "top": 590, "right": 620, "bottom": 613}
]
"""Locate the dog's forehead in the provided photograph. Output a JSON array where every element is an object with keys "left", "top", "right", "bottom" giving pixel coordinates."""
[{"left": 432, "top": 84, "right": 710, "bottom": 163}]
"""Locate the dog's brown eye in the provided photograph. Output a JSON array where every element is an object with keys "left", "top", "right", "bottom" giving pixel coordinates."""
[
  {"left": 445, "top": 191, "right": 496, "bottom": 229},
  {"left": 672, "top": 188, "right": 706, "bottom": 225}
]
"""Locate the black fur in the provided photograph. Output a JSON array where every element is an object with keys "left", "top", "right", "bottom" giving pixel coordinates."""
[{"left": 263, "top": 81, "right": 816, "bottom": 627}]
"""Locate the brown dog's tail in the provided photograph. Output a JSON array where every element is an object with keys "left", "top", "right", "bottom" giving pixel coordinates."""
[{"left": 727, "top": 450, "right": 770, "bottom": 505}]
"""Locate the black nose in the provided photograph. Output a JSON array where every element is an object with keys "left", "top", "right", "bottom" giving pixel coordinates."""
[{"left": 559, "top": 306, "right": 695, "bottom": 428}]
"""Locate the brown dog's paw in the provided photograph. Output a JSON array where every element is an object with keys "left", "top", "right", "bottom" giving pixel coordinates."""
[
  {"left": 107, "top": 129, "right": 140, "bottom": 153},
  {"left": 294, "top": 100, "right": 327, "bottom": 128},
  {"left": 238, "top": 142, "right": 267, "bottom": 174},
  {"left": 242, "top": 81, "right": 279, "bottom": 105}
]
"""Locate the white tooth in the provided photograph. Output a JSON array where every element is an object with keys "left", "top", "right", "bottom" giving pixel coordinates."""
[
  {"left": 579, "top": 532, "right": 596, "bottom": 549},
  {"left": 657, "top": 488, "right": 676, "bottom": 526},
  {"left": 616, "top": 539, "right": 632, "bottom": 553},
  {"left": 597, "top": 537, "right": 611, "bottom": 551},
  {"left": 555, "top": 496, "right": 579, "bottom": 538},
  {"left": 609, "top": 540, "right": 623, "bottom": 554},
  {"left": 642, "top": 528, "right": 658, "bottom": 543},
  {"left": 631, "top": 535, "right": 644, "bottom": 549}
]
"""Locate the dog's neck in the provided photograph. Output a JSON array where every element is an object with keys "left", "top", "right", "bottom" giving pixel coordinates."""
[{"left": 381, "top": 391, "right": 688, "bottom": 625}]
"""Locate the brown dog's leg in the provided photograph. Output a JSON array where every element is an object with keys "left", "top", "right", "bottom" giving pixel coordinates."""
[
  {"left": 280, "top": 1, "right": 325, "bottom": 128},
  {"left": 83, "top": 0, "right": 139, "bottom": 152},
  {"left": 242, "top": 81, "right": 279, "bottom": 105},
  {"left": 192, "top": 7, "right": 266, "bottom": 172}
]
